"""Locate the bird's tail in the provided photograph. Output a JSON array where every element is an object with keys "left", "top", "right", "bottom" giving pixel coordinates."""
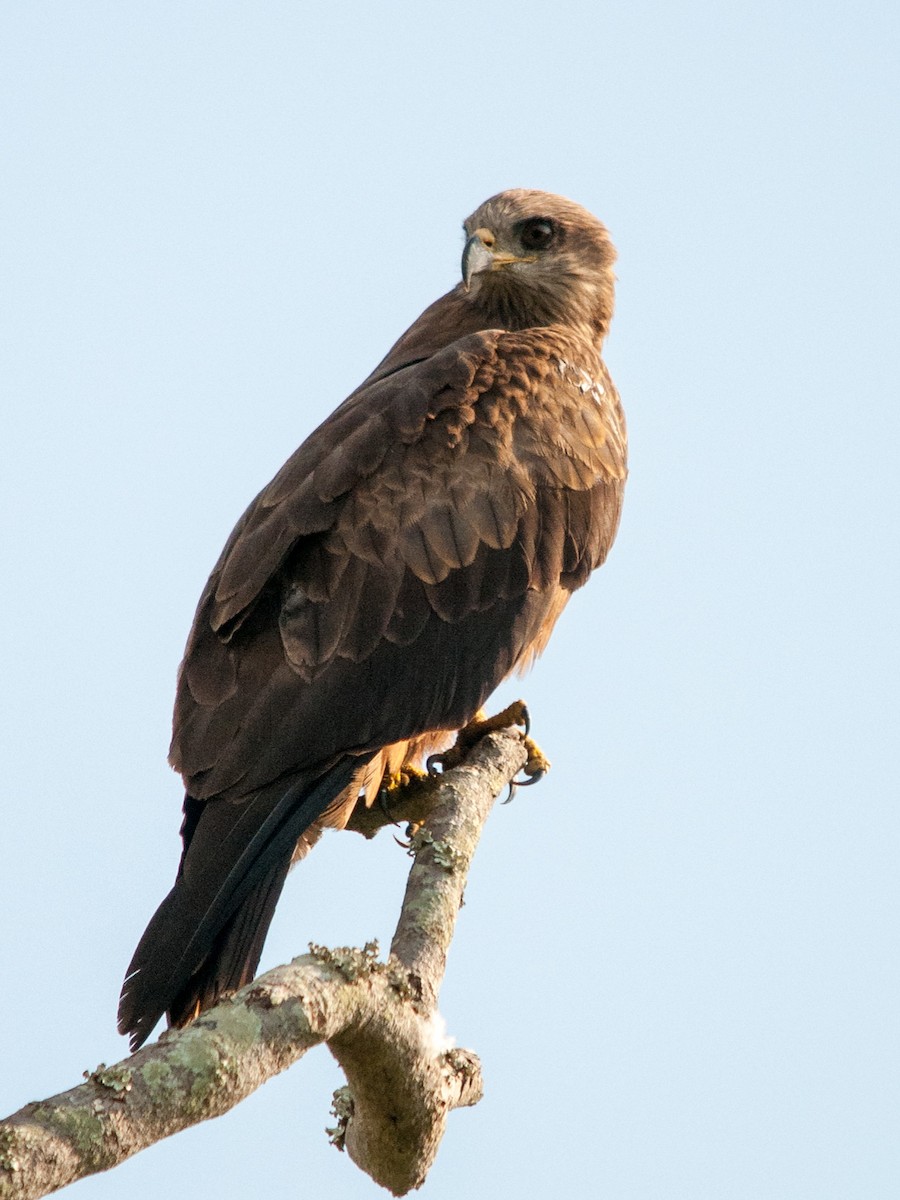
[{"left": 118, "top": 757, "right": 364, "bottom": 1051}]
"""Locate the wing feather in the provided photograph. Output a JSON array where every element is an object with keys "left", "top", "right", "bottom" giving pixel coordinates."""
[
  {"left": 127, "top": 201, "right": 629, "bottom": 1049},
  {"left": 172, "top": 327, "right": 626, "bottom": 802}
]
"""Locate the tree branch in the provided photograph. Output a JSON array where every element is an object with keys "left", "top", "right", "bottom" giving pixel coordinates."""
[{"left": 0, "top": 727, "right": 528, "bottom": 1199}]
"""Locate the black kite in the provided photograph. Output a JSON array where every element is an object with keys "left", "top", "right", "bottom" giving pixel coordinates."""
[{"left": 118, "top": 189, "right": 627, "bottom": 1050}]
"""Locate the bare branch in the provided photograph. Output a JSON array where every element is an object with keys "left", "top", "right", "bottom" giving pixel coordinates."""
[{"left": 0, "top": 727, "right": 528, "bottom": 1199}]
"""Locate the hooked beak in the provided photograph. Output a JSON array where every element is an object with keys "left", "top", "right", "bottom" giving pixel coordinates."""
[
  {"left": 462, "top": 232, "right": 495, "bottom": 291},
  {"left": 462, "top": 227, "right": 534, "bottom": 291}
]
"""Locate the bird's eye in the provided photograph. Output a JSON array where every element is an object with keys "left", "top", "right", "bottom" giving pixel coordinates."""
[{"left": 519, "top": 218, "right": 556, "bottom": 251}]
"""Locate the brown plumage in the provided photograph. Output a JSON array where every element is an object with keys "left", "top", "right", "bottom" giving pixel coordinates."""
[{"left": 118, "top": 189, "right": 628, "bottom": 1050}]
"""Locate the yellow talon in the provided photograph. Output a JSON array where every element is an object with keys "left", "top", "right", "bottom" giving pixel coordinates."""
[
  {"left": 380, "top": 765, "right": 431, "bottom": 797},
  {"left": 393, "top": 819, "right": 425, "bottom": 852},
  {"left": 427, "top": 700, "right": 538, "bottom": 777},
  {"left": 378, "top": 765, "right": 433, "bottom": 828},
  {"left": 521, "top": 736, "right": 551, "bottom": 782}
]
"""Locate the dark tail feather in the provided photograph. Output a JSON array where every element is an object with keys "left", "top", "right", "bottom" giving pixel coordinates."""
[
  {"left": 167, "top": 853, "right": 291, "bottom": 1027},
  {"left": 118, "top": 757, "right": 362, "bottom": 1051}
]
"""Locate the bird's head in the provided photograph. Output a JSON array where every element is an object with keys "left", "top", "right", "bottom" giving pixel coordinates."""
[{"left": 461, "top": 189, "right": 616, "bottom": 338}]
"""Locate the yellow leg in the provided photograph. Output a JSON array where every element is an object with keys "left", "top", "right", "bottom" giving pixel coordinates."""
[
  {"left": 372, "top": 765, "right": 437, "bottom": 847},
  {"left": 426, "top": 700, "right": 550, "bottom": 787},
  {"left": 519, "top": 736, "right": 551, "bottom": 784},
  {"left": 379, "top": 764, "right": 431, "bottom": 798}
]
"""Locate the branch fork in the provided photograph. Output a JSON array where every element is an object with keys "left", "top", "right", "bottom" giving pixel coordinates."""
[{"left": 0, "top": 726, "right": 529, "bottom": 1198}]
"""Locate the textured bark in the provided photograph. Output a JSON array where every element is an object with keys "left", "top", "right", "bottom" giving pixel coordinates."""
[{"left": 0, "top": 727, "right": 528, "bottom": 1199}]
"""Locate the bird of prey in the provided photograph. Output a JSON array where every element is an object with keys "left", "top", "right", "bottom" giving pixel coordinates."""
[{"left": 118, "top": 189, "right": 627, "bottom": 1050}]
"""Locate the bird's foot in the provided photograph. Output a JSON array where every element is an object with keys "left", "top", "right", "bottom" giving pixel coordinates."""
[
  {"left": 502, "top": 735, "right": 552, "bottom": 802},
  {"left": 377, "top": 766, "right": 433, "bottom": 847},
  {"left": 426, "top": 700, "right": 549, "bottom": 797},
  {"left": 378, "top": 764, "right": 431, "bottom": 810},
  {"left": 517, "top": 736, "right": 551, "bottom": 786}
]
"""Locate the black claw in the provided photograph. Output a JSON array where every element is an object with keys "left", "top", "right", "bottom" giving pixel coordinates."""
[
  {"left": 520, "top": 704, "right": 531, "bottom": 737},
  {"left": 394, "top": 820, "right": 422, "bottom": 851},
  {"left": 378, "top": 788, "right": 402, "bottom": 828},
  {"left": 502, "top": 780, "right": 518, "bottom": 804},
  {"left": 426, "top": 753, "right": 444, "bottom": 776},
  {"left": 512, "top": 767, "right": 545, "bottom": 788}
]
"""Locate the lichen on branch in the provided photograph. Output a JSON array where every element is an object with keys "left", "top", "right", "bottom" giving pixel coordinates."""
[{"left": 0, "top": 726, "right": 529, "bottom": 1200}]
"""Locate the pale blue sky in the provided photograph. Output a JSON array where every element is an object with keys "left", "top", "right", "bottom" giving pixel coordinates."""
[{"left": 2, "top": 3, "right": 898, "bottom": 1197}]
